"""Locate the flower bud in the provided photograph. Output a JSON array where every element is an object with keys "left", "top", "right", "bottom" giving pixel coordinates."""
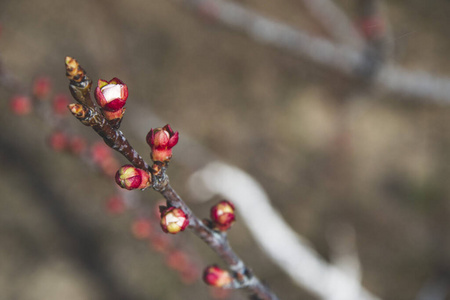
[
  {"left": 115, "top": 165, "right": 151, "bottom": 190},
  {"left": 203, "top": 265, "right": 233, "bottom": 287},
  {"left": 210, "top": 200, "right": 235, "bottom": 231},
  {"left": 10, "top": 95, "right": 32, "bottom": 115},
  {"left": 48, "top": 131, "right": 68, "bottom": 152},
  {"left": 69, "top": 136, "right": 86, "bottom": 155},
  {"left": 131, "top": 218, "right": 153, "bottom": 239},
  {"left": 32, "top": 76, "right": 51, "bottom": 99},
  {"left": 146, "top": 124, "right": 179, "bottom": 163},
  {"left": 160, "top": 207, "right": 189, "bottom": 234},
  {"left": 95, "top": 78, "right": 128, "bottom": 112},
  {"left": 105, "top": 195, "right": 125, "bottom": 215},
  {"left": 53, "top": 94, "right": 70, "bottom": 115}
]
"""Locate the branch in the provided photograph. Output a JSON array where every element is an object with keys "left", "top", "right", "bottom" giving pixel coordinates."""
[
  {"left": 189, "top": 161, "right": 381, "bottom": 300},
  {"left": 176, "top": 0, "right": 450, "bottom": 104},
  {"left": 65, "top": 57, "right": 279, "bottom": 300}
]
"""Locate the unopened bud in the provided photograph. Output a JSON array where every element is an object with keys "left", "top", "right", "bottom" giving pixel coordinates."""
[
  {"left": 160, "top": 206, "right": 189, "bottom": 234},
  {"left": 33, "top": 76, "right": 52, "bottom": 99},
  {"left": 65, "top": 56, "right": 86, "bottom": 83},
  {"left": 53, "top": 94, "right": 70, "bottom": 115},
  {"left": 203, "top": 265, "right": 233, "bottom": 287},
  {"left": 146, "top": 124, "right": 179, "bottom": 163},
  {"left": 115, "top": 165, "right": 151, "bottom": 190},
  {"left": 10, "top": 95, "right": 32, "bottom": 115},
  {"left": 48, "top": 131, "right": 68, "bottom": 152},
  {"left": 210, "top": 200, "right": 235, "bottom": 231}
]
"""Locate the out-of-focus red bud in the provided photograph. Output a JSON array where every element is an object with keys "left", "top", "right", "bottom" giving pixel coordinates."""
[
  {"left": 53, "top": 94, "right": 71, "bottom": 115},
  {"left": 210, "top": 200, "right": 235, "bottom": 231},
  {"left": 203, "top": 265, "right": 233, "bottom": 287},
  {"left": 180, "top": 264, "right": 201, "bottom": 285},
  {"left": 160, "top": 206, "right": 189, "bottom": 234},
  {"left": 105, "top": 195, "right": 126, "bottom": 215},
  {"left": 146, "top": 124, "right": 179, "bottom": 163},
  {"left": 69, "top": 136, "right": 86, "bottom": 155},
  {"left": 10, "top": 95, "right": 32, "bottom": 115},
  {"left": 150, "top": 235, "right": 171, "bottom": 253},
  {"left": 115, "top": 165, "right": 151, "bottom": 190},
  {"left": 166, "top": 250, "right": 189, "bottom": 271},
  {"left": 48, "top": 131, "right": 68, "bottom": 152},
  {"left": 90, "top": 142, "right": 113, "bottom": 164},
  {"left": 33, "top": 76, "right": 52, "bottom": 99},
  {"left": 94, "top": 78, "right": 128, "bottom": 111},
  {"left": 131, "top": 218, "right": 153, "bottom": 239}
]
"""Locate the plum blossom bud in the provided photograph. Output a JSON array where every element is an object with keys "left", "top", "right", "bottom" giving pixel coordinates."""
[
  {"left": 203, "top": 265, "right": 233, "bottom": 287},
  {"left": 52, "top": 94, "right": 70, "bottom": 115},
  {"left": 48, "top": 131, "right": 68, "bottom": 152},
  {"left": 146, "top": 124, "right": 179, "bottom": 163},
  {"left": 131, "top": 218, "right": 153, "bottom": 239},
  {"left": 10, "top": 95, "right": 32, "bottom": 115},
  {"left": 210, "top": 200, "right": 235, "bottom": 231},
  {"left": 115, "top": 165, "right": 151, "bottom": 190},
  {"left": 32, "top": 76, "right": 52, "bottom": 99},
  {"left": 95, "top": 78, "right": 128, "bottom": 112},
  {"left": 160, "top": 207, "right": 189, "bottom": 234}
]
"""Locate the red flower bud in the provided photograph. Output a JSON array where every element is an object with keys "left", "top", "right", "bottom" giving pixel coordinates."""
[
  {"left": 48, "top": 131, "right": 68, "bottom": 152},
  {"left": 210, "top": 200, "right": 235, "bottom": 231},
  {"left": 10, "top": 95, "right": 32, "bottom": 115},
  {"left": 131, "top": 218, "right": 153, "bottom": 239},
  {"left": 160, "top": 207, "right": 189, "bottom": 234},
  {"left": 52, "top": 94, "right": 70, "bottom": 115},
  {"left": 146, "top": 124, "right": 179, "bottom": 163},
  {"left": 32, "top": 76, "right": 52, "bottom": 99},
  {"left": 203, "top": 265, "right": 233, "bottom": 287},
  {"left": 95, "top": 78, "right": 128, "bottom": 111},
  {"left": 69, "top": 136, "right": 86, "bottom": 155},
  {"left": 115, "top": 165, "right": 151, "bottom": 190},
  {"left": 105, "top": 195, "right": 125, "bottom": 215}
]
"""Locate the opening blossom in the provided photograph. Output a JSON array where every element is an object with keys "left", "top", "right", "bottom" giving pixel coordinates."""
[
  {"left": 160, "top": 206, "right": 189, "bottom": 234},
  {"left": 210, "top": 200, "right": 236, "bottom": 231},
  {"left": 95, "top": 78, "right": 128, "bottom": 111}
]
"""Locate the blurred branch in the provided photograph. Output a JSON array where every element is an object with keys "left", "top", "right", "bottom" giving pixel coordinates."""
[
  {"left": 188, "top": 162, "right": 381, "bottom": 300},
  {"left": 177, "top": 0, "right": 450, "bottom": 104},
  {"left": 300, "top": 0, "right": 364, "bottom": 49}
]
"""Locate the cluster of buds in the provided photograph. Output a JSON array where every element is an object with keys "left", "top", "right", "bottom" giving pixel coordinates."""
[
  {"left": 94, "top": 78, "right": 128, "bottom": 124},
  {"left": 160, "top": 206, "right": 189, "bottom": 234},
  {"left": 210, "top": 200, "right": 236, "bottom": 231},
  {"left": 115, "top": 165, "right": 152, "bottom": 190},
  {"left": 146, "top": 124, "right": 179, "bottom": 165}
]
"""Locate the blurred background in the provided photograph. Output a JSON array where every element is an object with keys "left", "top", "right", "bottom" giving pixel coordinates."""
[{"left": 1, "top": 0, "right": 450, "bottom": 299}]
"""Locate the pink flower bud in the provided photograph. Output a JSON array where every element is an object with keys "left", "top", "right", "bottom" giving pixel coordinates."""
[
  {"left": 105, "top": 195, "right": 125, "bottom": 215},
  {"left": 203, "top": 265, "right": 233, "bottom": 287},
  {"left": 146, "top": 124, "right": 179, "bottom": 163},
  {"left": 33, "top": 76, "right": 52, "bottom": 99},
  {"left": 115, "top": 165, "right": 151, "bottom": 190},
  {"left": 48, "top": 131, "right": 68, "bottom": 152},
  {"left": 94, "top": 78, "right": 128, "bottom": 111},
  {"left": 52, "top": 94, "right": 70, "bottom": 115},
  {"left": 10, "top": 95, "right": 32, "bottom": 115},
  {"left": 210, "top": 200, "right": 235, "bottom": 231},
  {"left": 131, "top": 218, "right": 153, "bottom": 239},
  {"left": 160, "top": 207, "right": 189, "bottom": 234},
  {"left": 69, "top": 136, "right": 86, "bottom": 155}
]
